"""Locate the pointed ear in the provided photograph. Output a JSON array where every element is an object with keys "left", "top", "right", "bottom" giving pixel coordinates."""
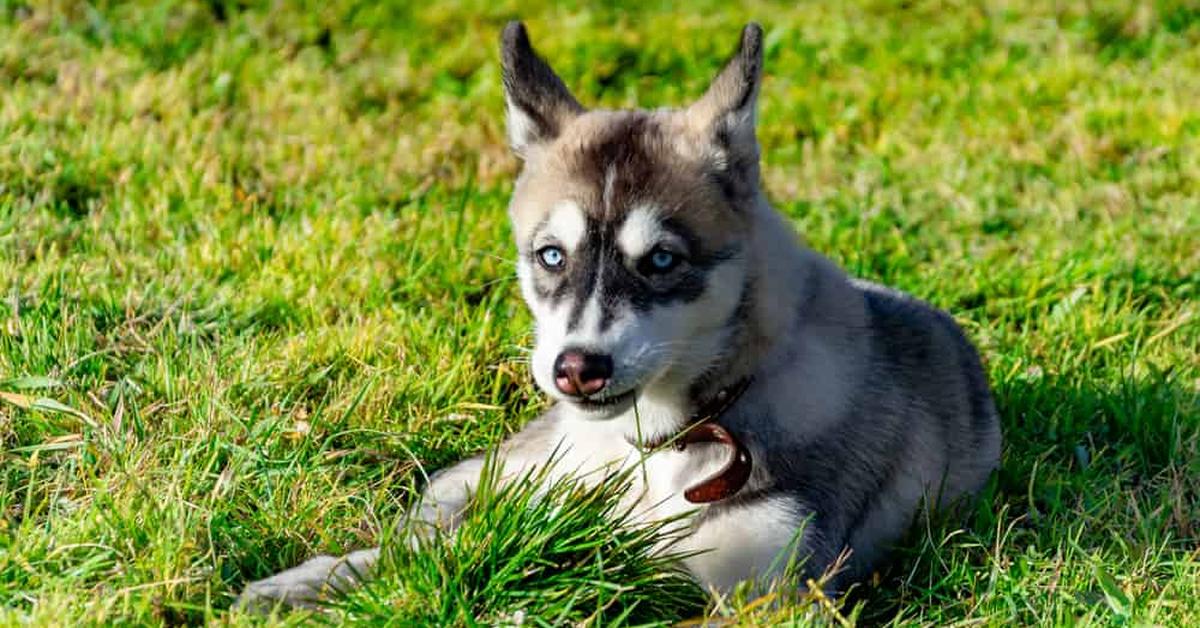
[
  {"left": 687, "top": 23, "right": 764, "bottom": 159},
  {"left": 500, "top": 22, "right": 585, "bottom": 158}
]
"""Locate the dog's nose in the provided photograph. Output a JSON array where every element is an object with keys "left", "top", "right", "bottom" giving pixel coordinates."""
[{"left": 553, "top": 350, "right": 612, "bottom": 396}]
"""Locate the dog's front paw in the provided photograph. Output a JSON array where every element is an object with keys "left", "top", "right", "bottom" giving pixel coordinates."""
[{"left": 235, "top": 548, "right": 380, "bottom": 614}]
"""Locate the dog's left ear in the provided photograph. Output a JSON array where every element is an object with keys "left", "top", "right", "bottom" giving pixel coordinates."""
[
  {"left": 687, "top": 23, "right": 763, "bottom": 164},
  {"left": 501, "top": 21, "right": 585, "bottom": 159}
]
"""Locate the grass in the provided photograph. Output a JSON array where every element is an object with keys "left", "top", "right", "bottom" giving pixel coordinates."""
[
  {"left": 1, "top": 0, "right": 1198, "bottom": 624},
  {"left": 332, "top": 458, "right": 712, "bottom": 626}
]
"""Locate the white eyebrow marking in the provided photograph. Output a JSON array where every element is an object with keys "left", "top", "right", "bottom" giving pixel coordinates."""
[
  {"left": 543, "top": 200, "right": 587, "bottom": 251},
  {"left": 617, "top": 204, "right": 664, "bottom": 260}
]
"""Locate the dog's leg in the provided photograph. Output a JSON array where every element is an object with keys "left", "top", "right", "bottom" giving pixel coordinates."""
[
  {"left": 235, "top": 455, "right": 490, "bottom": 612},
  {"left": 405, "top": 455, "right": 487, "bottom": 542},
  {"left": 235, "top": 547, "right": 379, "bottom": 612},
  {"left": 234, "top": 455, "right": 492, "bottom": 613},
  {"left": 236, "top": 412, "right": 560, "bottom": 612},
  {"left": 408, "top": 412, "right": 561, "bottom": 541}
]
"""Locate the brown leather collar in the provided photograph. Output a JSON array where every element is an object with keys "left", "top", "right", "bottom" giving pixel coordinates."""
[{"left": 628, "top": 377, "right": 754, "bottom": 504}]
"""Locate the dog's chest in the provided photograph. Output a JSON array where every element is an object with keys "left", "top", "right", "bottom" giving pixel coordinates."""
[{"left": 549, "top": 418, "right": 728, "bottom": 523}]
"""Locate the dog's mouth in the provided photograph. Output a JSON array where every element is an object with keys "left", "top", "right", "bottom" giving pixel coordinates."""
[{"left": 573, "top": 388, "right": 637, "bottom": 412}]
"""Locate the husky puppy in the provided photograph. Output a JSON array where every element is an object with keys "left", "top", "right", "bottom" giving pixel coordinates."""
[{"left": 239, "top": 21, "right": 1001, "bottom": 609}]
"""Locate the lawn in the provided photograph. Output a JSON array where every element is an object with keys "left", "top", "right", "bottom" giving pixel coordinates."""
[{"left": 2, "top": 0, "right": 1198, "bottom": 625}]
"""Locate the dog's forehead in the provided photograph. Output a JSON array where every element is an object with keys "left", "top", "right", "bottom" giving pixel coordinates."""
[
  {"left": 511, "top": 111, "right": 743, "bottom": 246},
  {"left": 559, "top": 113, "right": 667, "bottom": 209}
]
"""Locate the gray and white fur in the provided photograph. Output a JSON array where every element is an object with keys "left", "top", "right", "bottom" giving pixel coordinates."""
[{"left": 238, "top": 21, "right": 1001, "bottom": 610}]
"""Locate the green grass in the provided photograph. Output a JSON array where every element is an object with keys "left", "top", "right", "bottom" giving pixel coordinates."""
[
  {"left": 332, "top": 459, "right": 712, "bottom": 626},
  {"left": 1, "top": 0, "right": 1198, "bottom": 624}
]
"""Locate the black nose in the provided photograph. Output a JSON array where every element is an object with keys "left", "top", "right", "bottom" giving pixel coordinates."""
[{"left": 553, "top": 350, "right": 612, "bottom": 396}]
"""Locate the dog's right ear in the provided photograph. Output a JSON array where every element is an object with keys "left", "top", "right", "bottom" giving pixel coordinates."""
[{"left": 501, "top": 21, "right": 585, "bottom": 159}]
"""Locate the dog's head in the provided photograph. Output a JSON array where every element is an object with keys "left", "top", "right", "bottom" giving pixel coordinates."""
[{"left": 501, "top": 22, "right": 764, "bottom": 418}]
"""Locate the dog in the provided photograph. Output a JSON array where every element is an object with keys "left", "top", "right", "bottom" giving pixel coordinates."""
[{"left": 238, "top": 21, "right": 1001, "bottom": 610}]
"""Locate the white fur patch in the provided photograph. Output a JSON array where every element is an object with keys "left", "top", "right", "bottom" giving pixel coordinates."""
[
  {"left": 543, "top": 200, "right": 587, "bottom": 252},
  {"left": 616, "top": 204, "right": 664, "bottom": 259},
  {"left": 682, "top": 496, "right": 808, "bottom": 592},
  {"left": 571, "top": 291, "right": 606, "bottom": 344}
]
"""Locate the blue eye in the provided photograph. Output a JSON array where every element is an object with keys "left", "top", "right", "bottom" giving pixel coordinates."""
[
  {"left": 537, "top": 246, "right": 565, "bottom": 269},
  {"left": 644, "top": 248, "right": 680, "bottom": 274}
]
